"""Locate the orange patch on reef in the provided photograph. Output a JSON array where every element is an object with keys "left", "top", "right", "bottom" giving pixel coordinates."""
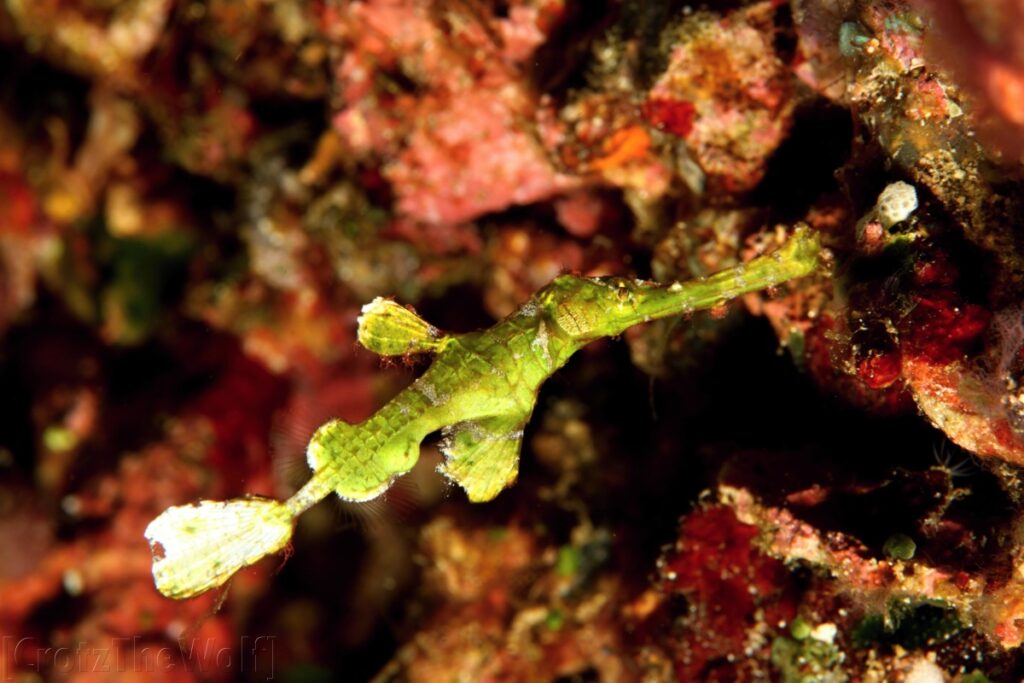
[{"left": 590, "top": 126, "right": 651, "bottom": 172}]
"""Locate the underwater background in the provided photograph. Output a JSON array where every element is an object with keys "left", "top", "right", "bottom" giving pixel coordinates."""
[{"left": 2, "top": 1, "right": 1024, "bottom": 681}]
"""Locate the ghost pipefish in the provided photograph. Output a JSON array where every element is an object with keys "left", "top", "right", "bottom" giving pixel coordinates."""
[{"left": 144, "top": 225, "right": 821, "bottom": 599}]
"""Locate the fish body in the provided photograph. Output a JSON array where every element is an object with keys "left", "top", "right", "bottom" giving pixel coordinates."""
[{"left": 145, "top": 226, "right": 821, "bottom": 598}]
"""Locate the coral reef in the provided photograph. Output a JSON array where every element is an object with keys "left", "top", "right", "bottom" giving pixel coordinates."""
[{"left": 4, "top": 0, "right": 1024, "bottom": 680}]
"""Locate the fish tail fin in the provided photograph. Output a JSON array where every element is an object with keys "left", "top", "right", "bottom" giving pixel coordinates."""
[{"left": 144, "top": 497, "right": 294, "bottom": 599}]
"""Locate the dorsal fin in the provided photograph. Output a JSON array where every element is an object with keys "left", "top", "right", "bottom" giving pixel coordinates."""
[{"left": 357, "top": 298, "right": 448, "bottom": 356}]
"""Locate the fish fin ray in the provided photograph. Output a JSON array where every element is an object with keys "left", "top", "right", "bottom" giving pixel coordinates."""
[{"left": 357, "top": 297, "right": 447, "bottom": 356}]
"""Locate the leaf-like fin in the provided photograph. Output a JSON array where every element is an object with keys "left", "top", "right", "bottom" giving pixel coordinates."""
[
  {"left": 438, "top": 414, "right": 527, "bottom": 502},
  {"left": 305, "top": 418, "right": 416, "bottom": 503},
  {"left": 357, "top": 297, "right": 447, "bottom": 356},
  {"left": 145, "top": 497, "right": 294, "bottom": 599}
]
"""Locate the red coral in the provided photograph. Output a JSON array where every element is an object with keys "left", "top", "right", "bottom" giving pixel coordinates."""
[
  {"left": 805, "top": 314, "right": 913, "bottom": 413},
  {"left": 641, "top": 98, "right": 696, "bottom": 138},
  {"left": 652, "top": 506, "right": 796, "bottom": 681},
  {"left": 903, "top": 292, "right": 991, "bottom": 365},
  {"left": 857, "top": 349, "right": 903, "bottom": 389},
  {"left": 912, "top": 251, "right": 959, "bottom": 288},
  {"left": 0, "top": 171, "right": 38, "bottom": 236}
]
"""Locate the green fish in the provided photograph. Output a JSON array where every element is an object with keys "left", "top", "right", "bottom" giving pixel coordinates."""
[{"left": 145, "top": 226, "right": 822, "bottom": 599}]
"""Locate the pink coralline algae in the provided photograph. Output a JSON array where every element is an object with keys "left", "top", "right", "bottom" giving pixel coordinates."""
[
  {"left": 384, "top": 89, "right": 575, "bottom": 225},
  {"left": 331, "top": 0, "right": 575, "bottom": 226},
  {"left": 647, "top": 4, "right": 796, "bottom": 194}
]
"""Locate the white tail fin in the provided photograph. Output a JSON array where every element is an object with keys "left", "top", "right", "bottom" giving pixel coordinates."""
[{"left": 144, "top": 497, "right": 294, "bottom": 599}]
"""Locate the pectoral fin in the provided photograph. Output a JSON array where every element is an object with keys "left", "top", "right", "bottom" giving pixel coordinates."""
[
  {"left": 438, "top": 414, "right": 527, "bottom": 502},
  {"left": 357, "top": 297, "right": 447, "bottom": 356}
]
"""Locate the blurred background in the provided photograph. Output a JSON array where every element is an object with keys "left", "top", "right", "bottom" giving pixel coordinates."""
[{"left": 3, "top": 1, "right": 1024, "bottom": 681}]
